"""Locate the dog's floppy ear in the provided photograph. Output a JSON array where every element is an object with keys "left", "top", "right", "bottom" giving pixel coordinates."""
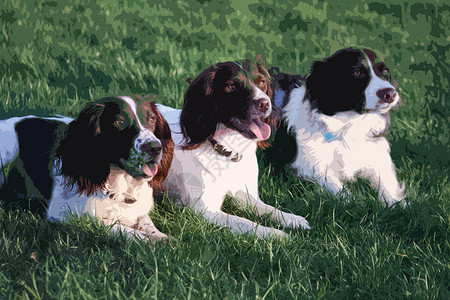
[
  {"left": 254, "top": 54, "right": 273, "bottom": 99},
  {"left": 54, "top": 101, "right": 110, "bottom": 196},
  {"left": 180, "top": 66, "right": 218, "bottom": 149},
  {"left": 251, "top": 55, "right": 279, "bottom": 149},
  {"left": 148, "top": 102, "right": 174, "bottom": 193},
  {"left": 83, "top": 103, "right": 105, "bottom": 136},
  {"left": 308, "top": 60, "right": 326, "bottom": 79},
  {"left": 305, "top": 59, "right": 327, "bottom": 110},
  {"left": 362, "top": 48, "right": 377, "bottom": 63}
]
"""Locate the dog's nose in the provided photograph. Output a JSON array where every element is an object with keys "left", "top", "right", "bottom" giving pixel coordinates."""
[
  {"left": 376, "top": 88, "right": 396, "bottom": 103},
  {"left": 257, "top": 98, "right": 270, "bottom": 113},
  {"left": 140, "top": 141, "right": 162, "bottom": 158}
]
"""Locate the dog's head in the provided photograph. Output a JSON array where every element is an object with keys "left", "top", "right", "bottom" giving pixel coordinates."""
[
  {"left": 55, "top": 95, "right": 174, "bottom": 195},
  {"left": 180, "top": 59, "right": 273, "bottom": 149},
  {"left": 306, "top": 48, "right": 400, "bottom": 115}
]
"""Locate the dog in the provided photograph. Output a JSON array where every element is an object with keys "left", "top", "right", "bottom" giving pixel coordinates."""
[
  {"left": 157, "top": 59, "right": 310, "bottom": 238},
  {"left": 0, "top": 95, "right": 174, "bottom": 240},
  {"left": 267, "top": 48, "right": 405, "bottom": 206}
]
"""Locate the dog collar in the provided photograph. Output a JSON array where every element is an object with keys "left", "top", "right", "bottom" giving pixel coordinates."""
[
  {"left": 234, "top": 60, "right": 244, "bottom": 71},
  {"left": 208, "top": 137, "right": 242, "bottom": 162}
]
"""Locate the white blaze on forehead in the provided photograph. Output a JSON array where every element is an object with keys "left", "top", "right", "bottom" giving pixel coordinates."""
[
  {"left": 364, "top": 56, "right": 396, "bottom": 110},
  {"left": 118, "top": 96, "right": 160, "bottom": 154},
  {"left": 118, "top": 95, "right": 146, "bottom": 130},
  {"left": 252, "top": 84, "right": 271, "bottom": 102},
  {"left": 253, "top": 84, "right": 272, "bottom": 118}
]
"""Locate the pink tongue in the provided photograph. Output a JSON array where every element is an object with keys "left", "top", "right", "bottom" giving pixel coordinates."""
[
  {"left": 142, "top": 164, "right": 158, "bottom": 177},
  {"left": 250, "top": 123, "right": 271, "bottom": 141}
]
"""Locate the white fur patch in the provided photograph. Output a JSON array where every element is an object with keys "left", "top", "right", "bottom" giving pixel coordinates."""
[{"left": 118, "top": 95, "right": 160, "bottom": 155}]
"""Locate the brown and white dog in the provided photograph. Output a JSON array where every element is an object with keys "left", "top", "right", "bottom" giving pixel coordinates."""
[
  {"left": 157, "top": 58, "right": 310, "bottom": 238},
  {"left": 0, "top": 95, "right": 174, "bottom": 240}
]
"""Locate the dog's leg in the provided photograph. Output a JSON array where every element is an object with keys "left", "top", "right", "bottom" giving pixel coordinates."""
[
  {"left": 108, "top": 218, "right": 168, "bottom": 242},
  {"left": 134, "top": 215, "right": 169, "bottom": 241},
  {"left": 316, "top": 174, "right": 344, "bottom": 196},
  {"left": 109, "top": 223, "right": 149, "bottom": 239},
  {"left": 234, "top": 190, "right": 311, "bottom": 230},
  {"left": 182, "top": 186, "right": 288, "bottom": 238},
  {"left": 365, "top": 160, "right": 405, "bottom": 207},
  {"left": 379, "top": 180, "right": 405, "bottom": 207},
  {"left": 201, "top": 209, "right": 289, "bottom": 238}
]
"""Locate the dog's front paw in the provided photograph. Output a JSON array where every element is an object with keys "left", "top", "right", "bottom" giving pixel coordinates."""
[
  {"left": 130, "top": 229, "right": 148, "bottom": 240},
  {"left": 134, "top": 215, "right": 169, "bottom": 242},
  {"left": 258, "top": 227, "right": 289, "bottom": 239},
  {"left": 143, "top": 231, "right": 170, "bottom": 244},
  {"left": 382, "top": 182, "right": 407, "bottom": 208},
  {"left": 279, "top": 212, "right": 311, "bottom": 230},
  {"left": 384, "top": 198, "right": 408, "bottom": 208}
]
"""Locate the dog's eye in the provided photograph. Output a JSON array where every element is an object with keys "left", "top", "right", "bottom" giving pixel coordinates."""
[
  {"left": 114, "top": 119, "right": 125, "bottom": 128},
  {"left": 225, "top": 81, "right": 236, "bottom": 93},
  {"left": 258, "top": 81, "right": 268, "bottom": 93},
  {"left": 253, "top": 77, "right": 265, "bottom": 86},
  {"left": 253, "top": 77, "right": 267, "bottom": 92},
  {"left": 353, "top": 69, "right": 361, "bottom": 77},
  {"left": 376, "top": 63, "right": 391, "bottom": 81},
  {"left": 146, "top": 111, "right": 156, "bottom": 125},
  {"left": 258, "top": 79, "right": 266, "bottom": 88},
  {"left": 374, "top": 63, "right": 390, "bottom": 78}
]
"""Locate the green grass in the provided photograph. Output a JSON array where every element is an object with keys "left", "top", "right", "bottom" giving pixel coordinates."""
[{"left": 1, "top": 0, "right": 449, "bottom": 298}]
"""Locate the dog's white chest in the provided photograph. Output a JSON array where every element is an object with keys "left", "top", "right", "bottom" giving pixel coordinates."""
[
  {"left": 47, "top": 170, "right": 154, "bottom": 227},
  {"left": 47, "top": 174, "right": 94, "bottom": 221}
]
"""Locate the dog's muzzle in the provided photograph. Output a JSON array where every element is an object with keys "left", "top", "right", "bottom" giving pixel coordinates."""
[
  {"left": 140, "top": 141, "right": 162, "bottom": 160},
  {"left": 254, "top": 97, "right": 272, "bottom": 118},
  {"left": 252, "top": 85, "right": 272, "bottom": 118},
  {"left": 134, "top": 130, "right": 163, "bottom": 163},
  {"left": 376, "top": 88, "right": 397, "bottom": 104}
]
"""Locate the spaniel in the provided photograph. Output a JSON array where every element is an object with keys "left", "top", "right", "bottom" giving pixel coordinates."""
[
  {"left": 0, "top": 95, "right": 174, "bottom": 240},
  {"left": 268, "top": 48, "right": 405, "bottom": 206},
  {"left": 157, "top": 59, "right": 310, "bottom": 238}
]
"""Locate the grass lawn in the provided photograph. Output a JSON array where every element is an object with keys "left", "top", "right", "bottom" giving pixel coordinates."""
[{"left": 0, "top": 0, "right": 449, "bottom": 298}]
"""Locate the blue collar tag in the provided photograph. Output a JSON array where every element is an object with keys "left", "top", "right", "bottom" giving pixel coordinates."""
[{"left": 324, "top": 132, "right": 334, "bottom": 141}]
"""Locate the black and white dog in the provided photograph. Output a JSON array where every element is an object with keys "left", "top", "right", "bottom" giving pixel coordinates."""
[
  {"left": 0, "top": 95, "right": 174, "bottom": 240},
  {"left": 158, "top": 59, "right": 310, "bottom": 238},
  {"left": 268, "top": 48, "right": 405, "bottom": 206}
]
